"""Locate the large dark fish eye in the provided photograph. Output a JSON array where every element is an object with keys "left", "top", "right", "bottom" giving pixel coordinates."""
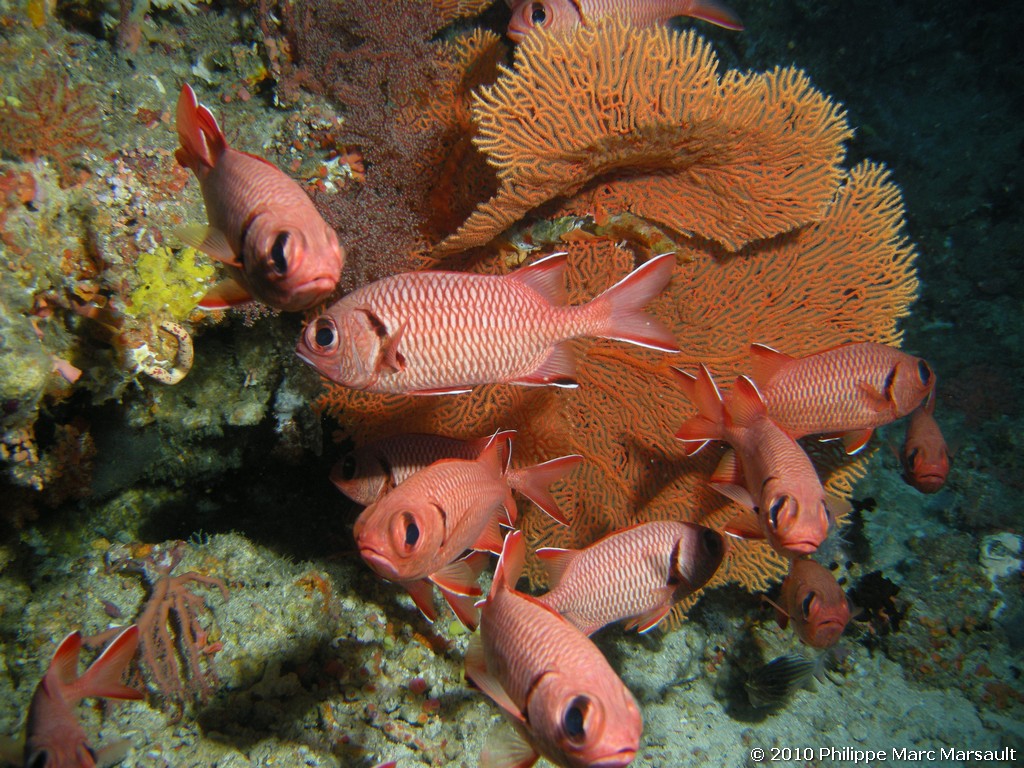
[
  {"left": 26, "top": 750, "right": 50, "bottom": 768},
  {"left": 563, "top": 696, "right": 588, "bottom": 742},
  {"left": 917, "top": 360, "right": 932, "bottom": 385},
  {"left": 270, "top": 232, "right": 289, "bottom": 274},
  {"left": 530, "top": 2, "right": 547, "bottom": 24},
  {"left": 768, "top": 496, "right": 787, "bottom": 529},
  {"left": 404, "top": 517, "right": 420, "bottom": 548},
  {"left": 702, "top": 528, "right": 723, "bottom": 558},
  {"left": 801, "top": 591, "right": 816, "bottom": 619},
  {"left": 339, "top": 453, "right": 358, "bottom": 480},
  {"left": 313, "top": 318, "right": 336, "bottom": 349}
]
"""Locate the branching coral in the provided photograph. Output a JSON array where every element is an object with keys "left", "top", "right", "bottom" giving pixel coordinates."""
[
  {"left": 94, "top": 541, "right": 229, "bottom": 718},
  {"left": 436, "top": 18, "right": 851, "bottom": 256},
  {"left": 316, "top": 100, "right": 918, "bottom": 625},
  {"left": 0, "top": 68, "right": 106, "bottom": 187}
]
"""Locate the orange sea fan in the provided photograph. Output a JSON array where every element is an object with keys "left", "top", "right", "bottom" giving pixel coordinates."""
[
  {"left": 435, "top": 17, "right": 852, "bottom": 255},
  {"left": 317, "top": 158, "right": 917, "bottom": 625}
]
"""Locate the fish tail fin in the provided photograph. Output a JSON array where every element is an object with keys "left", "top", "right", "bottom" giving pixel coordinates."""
[
  {"left": 491, "top": 530, "right": 526, "bottom": 599},
  {"left": 72, "top": 625, "right": 143, "bottom": 703},
  {"left": 175, "top": 83, "right": 226, "bottom": 173},
  {"left": 506, "top": 454, "right": 582, "bottom": 525},
  {"left": 591, "top": 253, "right": 679, "bottom": 352},
  {"left": 688, "top": 0, "right": 745, "bottom": 31},
  {"left": 674, "top": 364, "right": 725, "bottom": 454}
]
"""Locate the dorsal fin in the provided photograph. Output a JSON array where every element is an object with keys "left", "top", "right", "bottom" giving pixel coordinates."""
[
  {"left": 535, "top": 547, "right": 577, "bottom": 587},
  {"left": 491, "top": 529, "right": 526, "bottom": 599},
  {"left": 506, "top": 252, "right": 568, "bottom": 305},
  {"left": 749, "top": 343, "right": 794, "bottom": 388},
  {"left": 725, "top": 375, "right": 766, "bottom": 428}
]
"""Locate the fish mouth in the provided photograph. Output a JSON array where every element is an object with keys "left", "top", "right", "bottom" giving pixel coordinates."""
[
  {"left": 780, "top": 540, "right": 820, "bottom": 556},
  {"left": 588, "top": 748, "right": 638, "bottom": 768},
  {"left": 359, "top": 547, "right": 401, "bottom": 581}
]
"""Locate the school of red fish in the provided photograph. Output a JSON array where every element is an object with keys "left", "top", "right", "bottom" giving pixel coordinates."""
[{"left": 19, "top": 28, "right": 952, "bottom": 766}]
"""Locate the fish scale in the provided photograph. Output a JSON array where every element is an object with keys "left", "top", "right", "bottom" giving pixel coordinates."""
[
  {"left": 538, "top": 521, "right": 724, "bottom": 635},
  {"left": 468, "top": 531, "right": 642, "bottom": 766},
  {"left": 753, "top": 342, "right": 934, "bottom": 439},
  {"left": 298, "top": 253, "right": 677, "bottom": 393}
]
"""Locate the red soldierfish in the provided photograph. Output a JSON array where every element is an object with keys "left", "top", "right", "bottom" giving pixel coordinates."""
[
  {"left": 174, "top": 84, "right": 345, "bottom": 312},
  {"left": 353, "top": 434, "right": 581, "bottom": 629},
  {"left": 536, "top": 521, "right": 726, "bottom": 635},
  {"left": 674, "top": 366, "right": 832, "bottom": 558},
  {"left": 296, "top": 252, "right": 678, "bottom": 394},
  {"left": 749, "top": 342, "right": 935, "bottom": 454},
  {"left": 466, "top": 530, "right": 642, "bottom": 768},
  {"left": 23, "top": 625, "right": 142, "bottom": 768},
  {"left": 505, "top": 0, "right": 744, "bottom": 43},
  {"left": 331, "top": 430, "right": 570, "bottom": 515},
  {"left": 767, "top": 558, "right": 852, "bottom": 649},
  {"left": 900, "top": 397, "right": 949, "bottom": 494}
]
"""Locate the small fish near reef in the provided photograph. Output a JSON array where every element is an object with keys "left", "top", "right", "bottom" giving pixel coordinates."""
[
  {"left": 466, "top": 531, "right": 643, "bottom": 768},
  {"left": 900, "top": 397, "right": 950, "bottom": 493},
  {"left": 673, "top": 366, "right": 833, "bottom": 558},
  {"left": 505, "top": 0, "right": 744, "bottom": 43},
  {"left": 748, "top": 342, "right": 935, "bottom": 454},
  {"left": 174, "top": 83, "right": 345, "bottom": 311},
  {"left": 744, "top": 649, "right": 841, "bottom": 709},
  {"left": 766, "top": 558, "right": 852, "bottom": 649},
  {"left": 23, "top": 625, "right": 142, "bottom": 768},
  {"left": 537, "top": 521, "right": 726, "bottom": 635},
  {"left": 353, "top": 432, "right": 581, "bottom": 628},
  {"left": 297, "top": 252, "right": 678, "bottom": 394}
]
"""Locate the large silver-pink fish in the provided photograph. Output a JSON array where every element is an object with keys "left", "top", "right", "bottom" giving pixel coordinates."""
[
  {"left": 466, "top": 531, "right": 642, "bottom": 768},
  {"left": 506, "top": 0, "right": 744, "bottom": 43},
  {"left": 330, "top": 429, "right": 577, "bottom": 524},
  {"left": 353, "top": 434, "right": 580, "bottom": 628},
  {"left": 175, "top": 84, "right": 345, "bottom": 311},
  {"left": 23, "top": 626, "right": 142, "bottom": 768},
  {"left": 674, "top": 365, "right": 833, "bottom": 558},
  {"left": 296, "top": 252, "right": 678, "bottom": 394},
  {"left": 537, "top": 521, "right": 726, "bottom": 635}
]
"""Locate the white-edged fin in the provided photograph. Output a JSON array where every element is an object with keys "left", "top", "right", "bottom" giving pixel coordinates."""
[
  {"left": 491, "top": 529, "right": 527, "bottom": 598},
  {"left": 177, "top": 224, "right": 239, "bottom": 266},
  {"left": 712, "top": 481, "right": 756, "bottom": 510},
  {"left": 725, "top": 375, "right": 767, "bottom": 428},
  {"left": 479, "top": 721, "right": 539, "bottom": 768},
  {"left": 722, "top": 510, "right": 765, "bottom": 541},
  {"left": 198, "top": 278, "right": 253, "bottom": 310},
  {"left": 506, "top": 454, "right": 582, "bottom": 525},
  {"left": 709, "top": 449, "right": 743, "bottom": 485},
  {"left": 840, "top": 428, "right": 874, "bottom": 455},
  {"left": 74, "top": 624, "right": 142, "bottom": 702},
  {"left": 411, "top": 386, "right": 474, "bottom": 396},
  {"left": 535, "top": 547, "right": 577, "bottom": 587},
  {"left": 466, "top": 634, "right": 525, "bottom": 723},
  {"left": 402, "top": 579, "right": 438, "bottom": 623},
  {"left": 748, "top": 342, "right": 793, "bottom": 388},
  {"left": 629, "top": 592, "right": 674, "bottom": 634},
  {"left": 506, "top": 251, "right": 568, "bottom": 305},
  {"left": 514, "top": 341, "right": 578, "bottom": 388},
  {"left": 592, "top": 252, "right": 679, "bottom": 352},
  {"left": 430, "top": 552, "right": 488, "bottom": 597},
  {"left": 439, "top": 588, "right": 481, "bottom": 630}
]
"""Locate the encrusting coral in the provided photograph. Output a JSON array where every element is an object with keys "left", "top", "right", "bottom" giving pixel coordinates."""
[
  {"left": 316, "top": 20, "right": 919, "bottom": 625},
  {"left": 436, "top": 19, "right": 852, "bottom": 256}
]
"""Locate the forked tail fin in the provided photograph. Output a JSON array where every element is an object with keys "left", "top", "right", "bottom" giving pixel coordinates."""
[
  {"left": 175, "top": 83, "right": 227, "bottom": 173},
  {"left": 591, "top": 253, "right": 679, "bottom": 352}
]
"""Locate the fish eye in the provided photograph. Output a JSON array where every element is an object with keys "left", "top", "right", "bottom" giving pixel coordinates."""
[
  {"left": 530, "top": 2, "right": 547, "bottom": 24},
  {"left": 702, "top": 529, "right": 723, "bottom": 558},
  {"left": 402, "top": 513, "right": 420, "bottom": 549},
  {"left": 339, "top": 453, "right": 358, "bottom": 480},
  {"left": 801, "top": 591, "right": 816, "bottom": 618},
  {"left": 563, "top": 696, "right": 589, "bottom": 743},
  {"left": 768, "top": 496, "right": 788, "bottom": 529},
  {"left": 270, "top": 232, "right": 289, "bottom": 274},
  {"left": 26, "top": 750, "right": 49, "bottom": 768},
  {"left": 312, "top": 318, "right": 337, "bottom": 350},
  {"left": 917, "top": 360, "right": 932, "bottom": 385}
]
